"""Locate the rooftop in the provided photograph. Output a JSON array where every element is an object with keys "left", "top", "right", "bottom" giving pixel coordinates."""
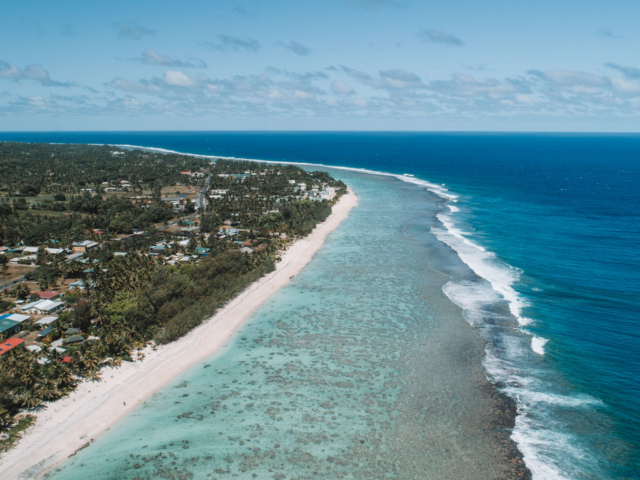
[
  {"left": 34, "top": 291, "right": 59, "bottom": 299},
  {"left": 0, "top": 338, "right": 24, "bottom": 355},
  {"left": 73, "top": 240, "right": 99, "bottom": 248}
]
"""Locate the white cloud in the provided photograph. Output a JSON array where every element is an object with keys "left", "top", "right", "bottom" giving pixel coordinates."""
[
  {"left": 113, "top": 21, "right": 154, "bottom": 40},
  {"left": 202, "top": 35, "right": 260, "bottom": 52},
  {"left": 610, "top": 77, "right": 640, "bottom": 95},
  {"left": 0, "top": 60, "right": 75, "bottom": 87},
  {"left": 341, "top": 66, "right": 425, "bottom": 92},
  {"left": 163, "top": 71, "right": 195, "bottom": 87},
  {"left": 417, "top": 28, "right": 465, "bottom": 47},
  {"left": 293, "top": 90, "right": 312, "bottom": 99},
  {"left": 331, "top": 80, "right": 354, "bottom": 95},
  {"left": 136, "top": 50, "right": 206, "bottom": 68},
  {"left": 605, "top": 63, "right": 640, "bottom": 80},
  {"left": 530, "top": 69, "right": 610, "bottom": 87},
  {"left": 279, "top": 41, "right": 311, "bottom": 56},
  {"left": 379, "top": 69, "right": 425, "bottom": 89}
]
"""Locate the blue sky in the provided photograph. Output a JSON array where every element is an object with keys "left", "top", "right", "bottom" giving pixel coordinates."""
[{"left": 1, "top": 0, "right": 640, "bottom": 131}]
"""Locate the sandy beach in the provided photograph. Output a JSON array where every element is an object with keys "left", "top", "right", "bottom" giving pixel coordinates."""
[{"left": 0, "top": 189, "right": 358, "bottom": 480}]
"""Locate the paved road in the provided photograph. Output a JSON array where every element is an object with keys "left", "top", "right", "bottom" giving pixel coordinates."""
[
  {"left": 198, "top": 174, "right": 211, "bottom": 210},
  {"left": 0, "top": 276, "right": 25, "bottom": 292}
]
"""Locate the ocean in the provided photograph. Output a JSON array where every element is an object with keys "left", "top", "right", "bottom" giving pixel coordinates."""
[{"left": 2, "top": 132, "right": 638, "bottom": 479}]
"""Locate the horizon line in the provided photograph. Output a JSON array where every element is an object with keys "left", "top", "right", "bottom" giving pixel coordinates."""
[{"left": 1, "top": 130, "right": 640, "bottom": 136}]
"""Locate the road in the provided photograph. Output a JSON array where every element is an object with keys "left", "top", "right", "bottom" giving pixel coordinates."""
[{"left": 198, "top": 174, "right": 211, "bottom": 210}]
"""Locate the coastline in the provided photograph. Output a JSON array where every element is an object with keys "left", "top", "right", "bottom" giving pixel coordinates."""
[{"left": 0, "top": 189, "right": 358, "bottom": 480}]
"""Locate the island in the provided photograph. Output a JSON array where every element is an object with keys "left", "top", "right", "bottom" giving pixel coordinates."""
[{"left": 0, "top": 142, "right": 353, "bottom": 459}]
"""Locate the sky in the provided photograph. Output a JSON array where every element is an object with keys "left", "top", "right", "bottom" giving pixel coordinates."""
[{"left": 2, "top": 0, "right": 640, "bottom": 131}]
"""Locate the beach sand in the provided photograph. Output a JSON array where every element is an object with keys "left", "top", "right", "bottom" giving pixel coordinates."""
[{"left": 0, "top": 189, "right": 358, "bottom": 480}]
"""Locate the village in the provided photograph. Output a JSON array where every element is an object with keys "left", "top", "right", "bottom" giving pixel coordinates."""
[{"left": 0, "top": 143, "right": 346, "bottom": 440}]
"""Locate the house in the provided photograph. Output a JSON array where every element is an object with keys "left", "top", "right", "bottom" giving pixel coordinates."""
[
  {"left": 0, "top": 319, "right": 20, "bottom": 337},
  {"left": 33, "top": 291, "right": 60, "bottom": 300},
  {"left": 64, "top": 335, "right": 84, "bottom": 345},
  {"left": 10, "top": 254, "right": 36, "bottom": 264},
  {"left": 0, "top": 338, "right": 25, "bottom": 356},
  {"left": 37, "top": 326, "right": 54, "bottom": 339},
  {"left": 69, "top": 280, "right": 86, "bottom": 290},
  {"left": 19, "top": 301, "right": 45, "bottom": 314},
  {"left": 21, "top": 247, "right": 65, "bottom": 255},
  {"left": 34, "top": 300, "right": 64, "bottom": 314},
  {"left": 34, "top": 316, "right": 58, "bottom": 327},
  {"left": 194, "top": 247, "right": 210, "bottom": 255},
  {"left": 219, "top": 226, "right": 239, "bottom": 236},
  {"left": 0, "top": 314, "right": 31, "bottom": 337},
  {"left": 113, "top": 252, "right": 128, "bottom": 256},
  {"left": 240, "top": 247, "right": 254, "bottom": 254},
  {"left": 19, "top": 300, "right": 64, "bottom": 315},
  {"left": 72, "top": 240, "right": 99, "bottom": 252}
]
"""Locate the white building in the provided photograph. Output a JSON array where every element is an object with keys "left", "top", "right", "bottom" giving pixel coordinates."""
[
  {"left": 34, "top": 316, "right": 58, "bottom": 326},
  {"left": 20, "top": 300, "right": 64, "bottom": 315}
]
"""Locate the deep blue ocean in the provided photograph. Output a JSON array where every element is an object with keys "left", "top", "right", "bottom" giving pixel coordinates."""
[{"left": 1, "top": 132, "right": 638, "bottom": 479}]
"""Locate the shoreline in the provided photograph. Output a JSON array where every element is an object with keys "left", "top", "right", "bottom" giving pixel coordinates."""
[{"left": 0, "top": 189, "right": 358, "bottom": 480}]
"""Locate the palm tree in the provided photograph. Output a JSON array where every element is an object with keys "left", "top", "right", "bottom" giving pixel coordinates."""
[{"left": 20, "top": 391, "right": 43, "bottom": 411}]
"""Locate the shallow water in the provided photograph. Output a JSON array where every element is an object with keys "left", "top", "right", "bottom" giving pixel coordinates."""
[{"left": 47, "top": 171, "right": 524, "bottom": 479}]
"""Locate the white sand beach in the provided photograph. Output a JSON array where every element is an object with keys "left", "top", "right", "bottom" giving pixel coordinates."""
[{"left": 0, "top": 189, "right": 358, "bottom": 480}]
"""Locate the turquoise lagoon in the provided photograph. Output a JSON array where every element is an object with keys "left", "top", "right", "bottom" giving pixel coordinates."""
[{"left": 47, "top": 170, "right": 525, "bottom": 480}]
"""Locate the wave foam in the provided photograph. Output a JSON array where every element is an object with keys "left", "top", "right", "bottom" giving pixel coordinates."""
[
  {"left": 433, "top": 213, "right": 533, "bottom": 326},
  {"left": 531, "top": 336, "right": 548, "bottom": 355}
]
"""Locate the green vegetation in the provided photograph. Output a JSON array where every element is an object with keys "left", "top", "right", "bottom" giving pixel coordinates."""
[
  {"left": 0, "top": 142, "right": 347, "bottom": 435},
  {"left": 0, "top": 415, "right": 35, "bottom": 454}
]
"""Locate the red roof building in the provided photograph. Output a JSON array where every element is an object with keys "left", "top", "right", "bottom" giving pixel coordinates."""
[
  {"left": 62, "top": 356, "right": 72, "bottom": 363},
  {"left": 0, "top": 338, "right": 25, "bottom": 355},
  {"left": 33, "top": 291, "right": 60, "bottom": 300}
]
